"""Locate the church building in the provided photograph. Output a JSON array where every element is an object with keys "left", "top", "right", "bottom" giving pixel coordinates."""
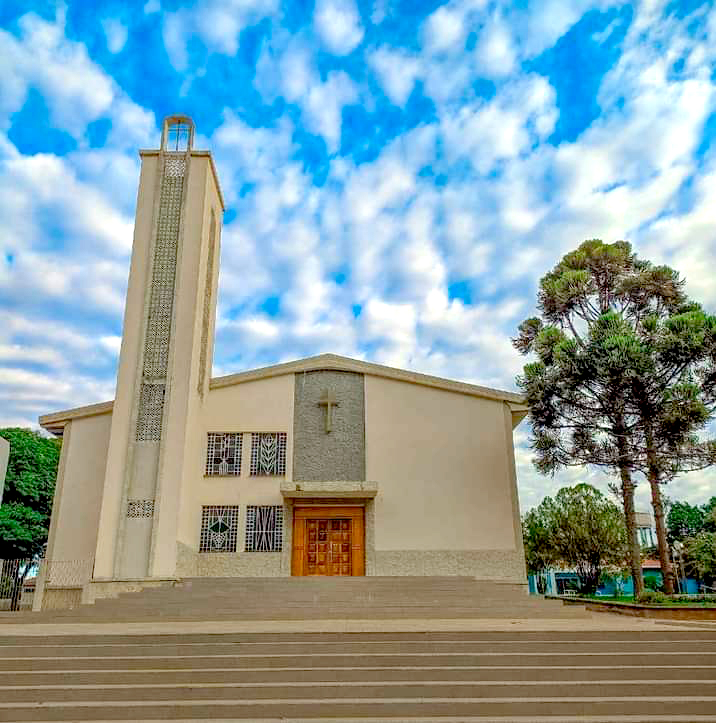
[{"left": 35, "top": 117, "right": 528, "bottom": 610}]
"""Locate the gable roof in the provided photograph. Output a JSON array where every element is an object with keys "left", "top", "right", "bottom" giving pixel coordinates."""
[{"left": 39, "top": 353, "right": 526, "bottom": 434}]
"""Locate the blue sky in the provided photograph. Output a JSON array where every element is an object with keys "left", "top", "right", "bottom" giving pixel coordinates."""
[{"left": 1, "top": 0, "right": 715, "bottom": 511}]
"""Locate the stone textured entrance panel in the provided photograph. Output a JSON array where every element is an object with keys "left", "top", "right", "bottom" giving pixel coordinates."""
[{"left": 293, "top": 370, "right": 365, "bottom": 482}]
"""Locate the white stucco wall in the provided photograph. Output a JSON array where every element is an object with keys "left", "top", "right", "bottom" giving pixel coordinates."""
[
  {"left": 41, "top": 362, "right": 525, "bottom": 585},
  {"left": 176, "top": 373, "right": 294, "bottom": 548},
  {"left": 0, "top": 437, "right": 8, "bottom": 507},
  {"left": 365, "top": 374, "right": 519, "bottom": 552},
  {"left": 46, "top": 413, "right": 112, "bottom": 563}
]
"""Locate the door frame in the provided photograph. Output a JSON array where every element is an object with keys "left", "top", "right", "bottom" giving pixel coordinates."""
[{"left": 291, "top": 506, "right": 365, "bottom": 576}]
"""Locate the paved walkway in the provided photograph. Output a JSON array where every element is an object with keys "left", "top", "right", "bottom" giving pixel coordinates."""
[{"left": 0, "top": 612, "right": 705, "bottom": 636}]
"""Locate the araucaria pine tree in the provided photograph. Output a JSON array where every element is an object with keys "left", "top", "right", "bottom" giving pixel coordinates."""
[{"left": 514, "top": 240, "right": 716, "bottom": 597}]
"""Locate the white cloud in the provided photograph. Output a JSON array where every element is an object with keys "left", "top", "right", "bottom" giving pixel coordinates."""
[
  {"left": 162, "top": 12, "right": 189, "bottom": 71},
  {"left": 363, "top": 299, "right": 416, "bottom": 353},
  {"left": 440, "top": 74, "right": 558, "bottom": 172},
  {"left": 423, "top": 4, "right": 467, "bottom": 53},
  {"left": 211, "top": 111, "right": 297, "bottom": 201},
  {"left": 314, "top": 0, "right": 364, "bottom": 55},
  {"left": 144, "top": 0, "right": 160, "bottom": 13},
  {"left": 0, "top": 151, "right": 134, "bottom": 257},
  {"left": 474, "top": 15, "right": 516, "bottom": 78},
  {"left": 162, "top": 0, "right": 280, "bottom": 71},
  {"left": 102, "top": 18, "right": 128, "bottom": 54},
  {"left": 636, "top": 164, "right": 716, "bottom": 308},
  {"left": 255, "top": 37, "right": 357, "bottom": 152},
  {"left": 371, "top": 0, "right": 389, "bottom": 25},
  {"left": 0, "top": 9, "right": 154, "bottom": 147},
  {"left": 304, "top": 71, "right": 358, "bottom": 152},
  {"left": 368, "top": 47, "right": 422, "bottom": 105},
  {"left": 417, "top": 0, "right": 610, "bottom": 107},
  {"left": 514, "top": 0, "right": 605, "bottom": 58},
  {"left": 0, "top": 10, "right": 114, "bottom": 135}
]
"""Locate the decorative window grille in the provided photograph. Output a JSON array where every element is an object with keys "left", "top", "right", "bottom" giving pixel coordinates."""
[
  {"left": 135, "top": 153, "right": 186, "bottom": 442},
  {"left": 142, "top": 156, "right": 185, "bottom": 381},
  {"left": 127, "top": 499, "right": 155, "bottom": 518},
  {"left": 245, "top": 506, "right": 283, "bottom": 552},
  {"left": 199, "top": 506, "right": 239, "bottom": 553},
  {"left": 135, "top": 383, "right": 165, "bottom": 442},
  {"left": 250, "top": 433, "right": 287, "bottom": 476},
  {"left": 205, "top": 433, "right": 242, "bottom": 476},
  {"left": 197, "top": 210, "right": 217, "bottom": 396}
]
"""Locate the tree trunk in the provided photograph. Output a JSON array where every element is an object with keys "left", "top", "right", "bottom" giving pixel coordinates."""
[
  {"left": 645, "top": 427, "right": 675, "bottom": 594},
  {"left": 615, "top": 437, "right": 644, "bottom": 598},
  {"left": 614, "top": 415, "right": 644, "bottom": 598},
  {"left": 619, "top": 464, "right": 644, "bottom": 598}
]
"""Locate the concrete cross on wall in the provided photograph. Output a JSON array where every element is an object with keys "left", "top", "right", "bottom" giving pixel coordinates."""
[{"left": 317, "top": 390, "right": 339, "bottom": 433}]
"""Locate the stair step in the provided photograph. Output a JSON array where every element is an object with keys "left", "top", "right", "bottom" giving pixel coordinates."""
[{"left": 3, "top": 697, "right": 716, "bottom": 721}]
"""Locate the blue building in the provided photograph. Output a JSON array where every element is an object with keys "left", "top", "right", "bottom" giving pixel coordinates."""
[{"left": 527, "top": 511, "right": 700, "bottom": 596}]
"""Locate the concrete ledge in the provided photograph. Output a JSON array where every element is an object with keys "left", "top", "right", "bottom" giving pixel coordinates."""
[
  {"left": 281, "top": 480, "right": 378, "bottom": 498},
  {"left": 549, "top": 596, "right": 716, "bottom": 620},
  {"left": 0, "top": 615, "right": 692, "bottom": 634},
  {"left": 86, "top": 579, "right": 179, "bottom": 603}
]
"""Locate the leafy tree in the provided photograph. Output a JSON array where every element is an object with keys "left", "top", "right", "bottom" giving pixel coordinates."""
[
  {"left": 667, "top": 501, "right": 706, "bottom": 544},
  {"left": 685, "top": 532, "right": 716, "bottom": 587},
  {"left": 522, "top": 484, "right": 627, "bottom": 595},
  {"left": 702, "top": 497, "right": 716, "bottom": 533},
  {"left": 522, "top": 507, "right": 557, "bottom": 592},
  {"left": 514, "top": 240, "right": 716, "bottom": 597},
  {"left": 628, "top": 308, "right": 716, "bottom": 592},
  {"left": 0, "top": 428, "right": 60, "bottom": 560}
]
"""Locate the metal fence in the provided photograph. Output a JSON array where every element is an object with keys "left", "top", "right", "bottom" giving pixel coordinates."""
[{"left": 0, "top": 559, "right": 36, "bottom": 612}]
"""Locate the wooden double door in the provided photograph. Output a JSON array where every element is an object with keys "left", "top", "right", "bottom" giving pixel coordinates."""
[{"left": 291, "top": 506, "right": 365, "bottom": 576}]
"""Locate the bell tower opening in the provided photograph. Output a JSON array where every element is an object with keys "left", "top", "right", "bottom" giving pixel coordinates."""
[{"left": 162, "top": 115, "right": 194, "bottom": 152}]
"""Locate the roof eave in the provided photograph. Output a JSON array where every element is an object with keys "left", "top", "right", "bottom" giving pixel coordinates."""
[
  {"left": 210, "top": 353, "right": 525, "bottom": 405},
  {"left": 39, "top": 400, "right": 114, "bottom": 436},
  {"left": 38, "top": 354, "right": 526, "bottom": 431}
]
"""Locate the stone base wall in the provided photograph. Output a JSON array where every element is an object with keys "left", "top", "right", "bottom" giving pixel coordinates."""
[
  {"left": 84, "top": 579, "right": 176, "bottom": 604},
  {"left": 195, "top": 552, "right": 282, "bottom": 577},
  {"left": 176, "top": 541, "right": 198, "bottom": 576},
  {"left": 41, "top": 588, "right": 83, "bottom": 610},
  {"left": 374, "top": 549, "right": 526, "bottom": 582},
  {"left": 177, "top": 541, "right": 283, "bottom": 577}
]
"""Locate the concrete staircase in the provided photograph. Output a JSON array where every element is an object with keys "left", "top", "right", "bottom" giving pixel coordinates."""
[
  {"left": 19, "top": 577, "right": 591, "bottom": 622},
  {"left": 1, "top": 578, "right": 715, "bottom": 720},
  {"left": 1, "top": 629, "right": 715, "bottom": 720}
]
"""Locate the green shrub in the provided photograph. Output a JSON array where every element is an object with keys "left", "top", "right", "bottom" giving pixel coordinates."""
[
  {"left": 638, "top": 590, "right": 669, "bottom": 604},
  {"left": 637, "top": 591, "right": 716, "bottom": 605},
  {"left": 670, "top": 594, "right": 716, "bottom": 604}
]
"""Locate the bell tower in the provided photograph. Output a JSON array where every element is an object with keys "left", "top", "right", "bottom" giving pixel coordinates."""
[{"left": 94, "top": 116, "right": 224, "bottom": 580}]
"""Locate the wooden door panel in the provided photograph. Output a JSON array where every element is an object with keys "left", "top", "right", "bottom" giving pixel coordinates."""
[{"left": 292, "top": 506, "right": 364, "bottom": 576}]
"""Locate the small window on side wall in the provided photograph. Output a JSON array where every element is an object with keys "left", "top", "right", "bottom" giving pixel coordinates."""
[
  {"left": 199, "top": 505, "right": 239, "bottom": 553},
  {"left": 245, "top": 505, "right": 283, "bottom": 552},
  {"left": 250, "top": 433, "right": 287, "bottom": 476},
  {"left": 206, "top": 433, "right": 242, "bottom": 476}
]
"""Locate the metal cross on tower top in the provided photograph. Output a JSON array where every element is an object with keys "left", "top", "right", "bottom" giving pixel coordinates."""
[{"left": 317, "top": 390, "right": 339, "bottom": 433}]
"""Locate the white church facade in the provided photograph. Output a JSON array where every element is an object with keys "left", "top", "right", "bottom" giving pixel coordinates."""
[{"left": 35, "top": 117, "right": 528, "bottom": 610}]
